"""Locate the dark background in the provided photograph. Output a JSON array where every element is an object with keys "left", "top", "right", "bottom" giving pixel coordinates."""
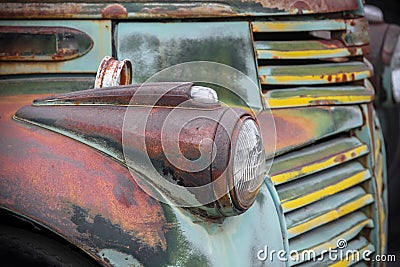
[{"left": 367, "top": 0, "right": 400, "bottom": 24}]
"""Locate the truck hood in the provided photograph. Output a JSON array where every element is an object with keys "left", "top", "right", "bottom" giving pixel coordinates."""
[{"left": 0, "top": 0, "right": 363, "bottom": 19}]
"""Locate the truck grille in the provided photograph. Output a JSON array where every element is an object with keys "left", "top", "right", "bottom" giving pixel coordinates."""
[
  {"left": 251, "top": 17, "right": 374, "bottom": 109},
  {"left": 269, "top": 136, "right": 375, "bottom": 266},
  {"left": 253, "top": 15, "right": 381, "bottom": 266}
]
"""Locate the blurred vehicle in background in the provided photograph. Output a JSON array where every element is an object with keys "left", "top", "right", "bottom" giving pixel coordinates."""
[{"left": 365, "top": 0, "right": 400, "bottom": 258}]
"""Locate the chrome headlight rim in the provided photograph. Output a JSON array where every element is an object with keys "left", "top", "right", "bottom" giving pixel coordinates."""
[
  {"left": 212, "top": 114, "right": 266, "bottom": 217},
  {"left": 230, "top": 117, "right": 266, "bottom": 211}
]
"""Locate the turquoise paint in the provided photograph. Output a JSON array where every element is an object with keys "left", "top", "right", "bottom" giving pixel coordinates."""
[
  {"left": 164, "top": 184, "right": 286, "bottom": 267},
  {"left": 251, "top": 20, "right": 346, "bottom": 33},
  {"left": 354, "top": 104, "right": 382, "bottom": 256},
  {"left": 116, "top": 21, "right": 259, "bottom": 93}
]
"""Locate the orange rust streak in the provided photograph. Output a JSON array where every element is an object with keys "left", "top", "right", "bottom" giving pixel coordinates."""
[
  {"left": 0, "top": 94, "right": 166, "bottom": 250},
  {"left": 258, "top": 109, "right": 317, "bottom": 155},
  {"left": 273, "top": 110, "right": 317, "bottom": 152}
]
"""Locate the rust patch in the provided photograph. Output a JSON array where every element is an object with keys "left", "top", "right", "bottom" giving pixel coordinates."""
[
  {"left": 290, "top": 1, "right": 310, "bottom": 14},
  {"left": 140, "top": 4, "right": 235, "bottom": 17},
  {"left": 101, "top": 4, "right": 128, "bottom": 19},
  {"left": 0, "top": 3, "right": 83, "bottom": 19},
  {"left": 240, "top": 0, "right": 360, "bottom": 13},
  {"left": 0, "top": 1, "right": 360, "bottom": 19},
  {"left": 0, "top": 94, "right": 168, "bottom": 257},
  {"left": 94, "top": 56, "right": 132, "bottom": 88},
  {"left": 319, "top": 39, "right": 344, "bottom": 49},
  {"left": 13, "top": 85, "right": 247, "bottom": 218},
  {"left": 334, "top": 153, "right": 347, "bottom": 163},
  {"left": 334, "top": 74, "right": 349, "bottom": 83},
  {"left": 311, "top": 99, "right": 336, "bottom": 105}
]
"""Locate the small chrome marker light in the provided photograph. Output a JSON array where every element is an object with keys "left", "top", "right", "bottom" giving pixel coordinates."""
[{"left": 190, "top": 86, "right": 219, "bottom": 103}]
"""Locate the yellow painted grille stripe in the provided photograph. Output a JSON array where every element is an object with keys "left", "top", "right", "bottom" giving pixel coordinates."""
[
  {"left": 376, "top": 153, "right": 384, "bottom": 196},
  {"left": 282, "top": 170, "right": 371, "bottom": 212},
  {"left": 375, "top": 132, "right": 381, "bottom": 163},
  {"left": 257, "top": 47, "right": 364, "bottom": 59},
  {"left": 292, "top": 219, "right": 373, "bottom": 264},
  {"left": 259, "top": 70, "right": 371, "bottom": 85},
  {"left": 271, "top": 145, "right": 369, "bottom": 185},
  {"left": 287, "top": 194, "right": 374, "bottom": 238},
  {"left": 251, "top": 20, "right": 346, "bottom": 32},
  {"left": 265, "top": 94, "right": 373, "bottom": 109}
]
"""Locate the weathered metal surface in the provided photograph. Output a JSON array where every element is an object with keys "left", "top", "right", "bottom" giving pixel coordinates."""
[
  {"left": 258, "top": 61, "right": 372, "bottom": 85},
  {"left": 270, "top": 137, "right": 369, "bottom": 185},
  {"left": 263, "top": 81, "right": 374, "bottom": 108},
  {"left": 94, "top": 56, "right": 132, "bottom": 88},
  {"left": 265, "top": 98, "right": 380, "bottom": 266},
  {"left": 40, "top": 84, "right": 198, "bottom": 107},
  {"left": 341, "top": 17, "right": 370, "bottom": 46},
  {"left": 0, "top": 20, "right": 112, "bottom": 75},
  {"left": 0, "top": 94, "right": 169, "bottom": 265},
  {"left": 34, "top": 82, "right": 195, "bottom": 107},
  {"left": 353, "top": 104, "right": 385, "bottom": 256},
  {"left": 290, "top": 212, "right": 373, "bottom": 265},
  {"left": 117, "top": 22, "right": 259, "bottom": 85},
  {"left": 314, "top": 237, "right": 374, "bottom": 266},
  {"left": 285, "top": 186, "right": 374, "bottom": 238},
  {"left": 239, "top": 0, "right": 361, "bottom": 14},
  {"left": 15, "top": 84, "right": 262, "bottom": 218},
  {"left": 0, "top": 75, "right": 95, "bottom": 95},
  {"left": 373, "top": 117, "right": 388, "bottom": 254},
  {"left": 355, "top": 105, "right": 388, "bottom": 256},
  {"left": 252, "top": 18, "right": 369, "bottom": 46},
  {"left": 252, "top": 19, "right": 347, "bottom": 32},
  {"left": 258, "top": 105, "right": 363, "bottom": 156},
  {"left": 278, "top": 162, "right": 371, "bottom": 212},
  {"left": 0, "top": 26, "right": 93, "bottom": 61},
  {"left": 0, "top": 91, "right": 288, "bottom": 266},
  {"left": 255, "top": 40, "right": 369, "bottom": 60},
  {"left": 0, "top": 0, "right": 362, "bottom": 19}
]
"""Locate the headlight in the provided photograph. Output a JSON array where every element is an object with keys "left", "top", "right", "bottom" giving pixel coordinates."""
[
  {"left": 232, "top": 118, "right": 266, "bottom": 210},
  {"left": 212, "top": 111, "right": 266, "bottom": 218},
  {"left": 17, "top": 82, "right": 267, "bottom": 220}
]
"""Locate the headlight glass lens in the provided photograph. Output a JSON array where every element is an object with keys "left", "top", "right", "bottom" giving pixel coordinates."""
[{"left": 233, "top": 119, "right": 266, "bottom": 208}]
